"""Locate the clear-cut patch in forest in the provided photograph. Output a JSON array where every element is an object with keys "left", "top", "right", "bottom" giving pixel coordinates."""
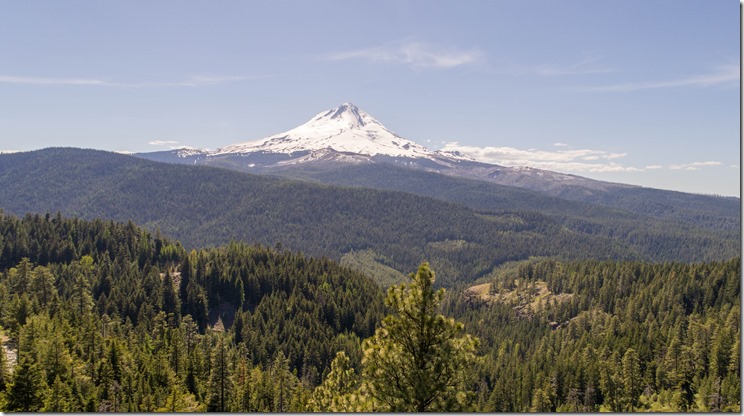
[{"left": 465, "top": 280, "right": 574, "bottom": 320}]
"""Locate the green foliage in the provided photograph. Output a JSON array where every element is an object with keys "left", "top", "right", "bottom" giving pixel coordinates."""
[
  {"left": 361, "top": 262, "right": 480, "bottom": 411},
  {"left": 450, "top": 257, "right": 741, "bottom": 412},
  {"left": 0, "top": 148, "right": 738, "bottom": 289},
  {"left": 5, "top": 355, "right": 45, "bottom": 412},
  {"left": 340, "top": 249, "right": 408, "bottom": 287},
  {"left": 206, "top": 336, "right": 231, "bottom": 412},
  {"left": 273, "top": 162, "right": 740, "bottom": 258},
  {"left": 308, "top": 351, "right": 360, "bottom": 412},
  {"left": 0, "top": 189, "right": 738, "bottom": 412},
  {"left": 0, "top": 213, "right": 384, "bottom": 412},
  {"left": 622, "top": 348, "right": 642, "bottom": 411}
]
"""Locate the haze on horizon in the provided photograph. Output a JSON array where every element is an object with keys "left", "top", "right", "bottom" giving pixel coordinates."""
[{"left": 0, "top": 0, "right": 739, "bottom": 196}]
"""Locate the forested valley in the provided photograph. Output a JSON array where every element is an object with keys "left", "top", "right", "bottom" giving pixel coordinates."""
[
  {"left": 0, "top": 148, "right": 739, "bottom": 290},
  {"left": 0, "top": 212, "right": 739, "bottom": 412}
]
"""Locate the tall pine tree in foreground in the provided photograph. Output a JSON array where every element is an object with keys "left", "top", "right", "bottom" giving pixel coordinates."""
[{"left": 361, "top": 262, "right": 480, "bottom": 411}]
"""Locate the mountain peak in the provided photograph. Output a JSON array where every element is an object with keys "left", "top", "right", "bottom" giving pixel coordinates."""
[
  {"left": 214, "top": 103, "right": 431, "bottom": 158},
  {"left": 311, "top": 102, "right": 367, "bottom": 129}
]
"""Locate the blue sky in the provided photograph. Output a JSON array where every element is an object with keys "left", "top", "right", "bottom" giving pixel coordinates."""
[{"left": 0, "top": 0, "right": 739, "bottom": 196}]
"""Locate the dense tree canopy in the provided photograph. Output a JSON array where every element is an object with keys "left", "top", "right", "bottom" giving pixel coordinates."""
[
  {"left": 0, "top": 212, "right": 738, "bottom": 412},
  {"left": 0, "top": 213, "right": 384, "bottom": 411},
  {"left": 0, "top": 148, "right": 738, "bottom": 289}
]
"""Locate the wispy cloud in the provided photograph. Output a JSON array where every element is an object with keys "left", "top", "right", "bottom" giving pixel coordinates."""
[
  {"left": 441, "top": 141, "right": 728, "bottom": 174},
  {"left": 0, "top": 74, "right": 268, "bottom": 87},
  {"left": 149, "top": 140, "right": 179, "bottom": 146},
  {"left": 582, "top": 65, "right": 739, "bottom": 92},
  {"left": 669, "top": 161, "right": 722, "bottom": 171},
  {"left": 553, "top": 142, "right": 569, "bottom": 147},
  {"left": 328, "top": 41, "right": 484, "bottom": 70},
  {"left": 440, "top": 142, "right": 640, "bottom": 173},
  {"left": 0, "top": 75, "right": 110, "bottom": 86}
]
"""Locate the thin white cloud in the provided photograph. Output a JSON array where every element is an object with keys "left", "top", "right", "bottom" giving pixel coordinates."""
[
  {"left": 0, "top": 150, "right": 21, "bottom": 154},
  {"left": 0, "top": 75, "right": 109, "bottom": 86},
  {"left": 149, "top": 140, "right": 179, "bottom": 146},
  {"left": 440, "top": 142, "right": 640, "bottom": 173},
  {"left": 582, "top": 65, "right": 739, "bottom": 92},
  {"left": 441, "top": 142, "right": 727, "bottom": 174},
  {"left": 328, "top": 41, "right": 484, "bottom": 70},
  {"left": 669, "top": 161, "right": 722, "bottom": 171},
  {"left": 0, "top": 74, "right": 267, "bottom": 87},
  {"left": 553, "top": 142, "right": 569, "bottom": 147}
]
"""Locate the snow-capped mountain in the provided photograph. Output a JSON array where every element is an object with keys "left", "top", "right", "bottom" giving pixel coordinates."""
[
  {"left": 213, "top": 102, "right": 434, "bottom": 158},
  {"left": 137, "top": 102, "right": 632, "bottom": 195}
]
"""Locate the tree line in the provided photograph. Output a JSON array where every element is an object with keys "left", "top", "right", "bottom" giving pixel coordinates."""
[
  {"left": 444, "top": 257, "right": 740, "bottom": 412},
  {"left": 0, "top": 213, "right": 478, "bottom": 411},
  {"left": 0, "top": 211, "right": 738, "bottom": 412}
]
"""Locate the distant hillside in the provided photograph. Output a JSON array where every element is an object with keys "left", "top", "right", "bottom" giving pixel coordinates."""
[
  {"left": 264, "top": 162, "right": 740, "bottom": 235},
  {"left": 266, "top": 162, "right": 740, "bottom": 254},
  {"left": 0, "top": 148, "right": 738, "bottom": 287},
  {"left": 134, "top": 101, "right": 739, "bottom": 237}
]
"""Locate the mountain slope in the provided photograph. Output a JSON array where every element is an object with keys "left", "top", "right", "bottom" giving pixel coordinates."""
[
  {"left": 136, "top": 103, "right": 739, "bottom": 235},
  {"left": 1, "top": 148, "right": 738, "bottom": 287},
  {"left": 214, "top": 102, "right": 432, "bottom": 158},
  {"left": 269, "top": 162, "right": 740, "bottom": 236}
]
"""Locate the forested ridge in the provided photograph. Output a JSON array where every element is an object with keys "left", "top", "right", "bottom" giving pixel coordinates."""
[
  {"left": 0, "top": 212, "right": 386, "bottom": 411},
  {"left": 0, "top": 148, "right": 738, "bottom": 288},
  {"left": 270, "top": 161, "right": 740, "bottom": 235},
  {"left": 447, "top": 258, "right": 741, "bottom": 412},
  {"left": 0, "top": 212, "right": 739, "bottom": 412}
]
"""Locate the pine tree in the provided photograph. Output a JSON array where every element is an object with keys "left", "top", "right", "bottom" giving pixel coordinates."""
[
  {"left": 308, "top": 351, "right": 359, "bottom": 411},
  {"left": 179, "top": 253, "right": 192, "bottom": 316},
  {"left": 230, "top": 351, "right": 253, "bottom": 412},
  {"left": 271, "top": 350, "right": 295, "bottom": 412},
  {"left": 8, "top": 258, "right": 32, "bottom": 294},
  {"left": 30, "top": 265, "right": 57, "bottom": 309},
  {"left": 43, "top": 375, "right": 72, "bottom": 412},
  {"left": 600, "top": 351, "right": 622, "bottom": 411},
  {"left": 530, "top": 387, "right": 552, "bottom": 412},
  {"left": 185, "top": 280, "right": 209, "bottom": 332},
  {"left": 622, "top": 348, "right": 642, "bottom": 411},
  {"left": 361, "top": 262, "right": 480, "bottom": 412},
  {"left": 232, "top": 309, "right": 244, "bottom": 345},
  {"left": 207, "top": 336, "right": 232, "bottom": 412},
  {"left": 5, "top": 355, "right": 45, "bottom": 412},
  {"left": 71, "top": 256, "right": 94, "bottom": 319},
  {"left": 161, "top": 270, "right": 181, "bottom": 322},
  {"left": 7, "top": 293, "right": 31, "bottom": 337}
]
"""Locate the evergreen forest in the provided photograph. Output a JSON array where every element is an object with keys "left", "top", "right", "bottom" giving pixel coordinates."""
[
  {"left": 0, "top": 212, "right": 739, "bottom": 412},
  {"left": 0, "top": 148, "right": 739, "bottom": 290}
]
